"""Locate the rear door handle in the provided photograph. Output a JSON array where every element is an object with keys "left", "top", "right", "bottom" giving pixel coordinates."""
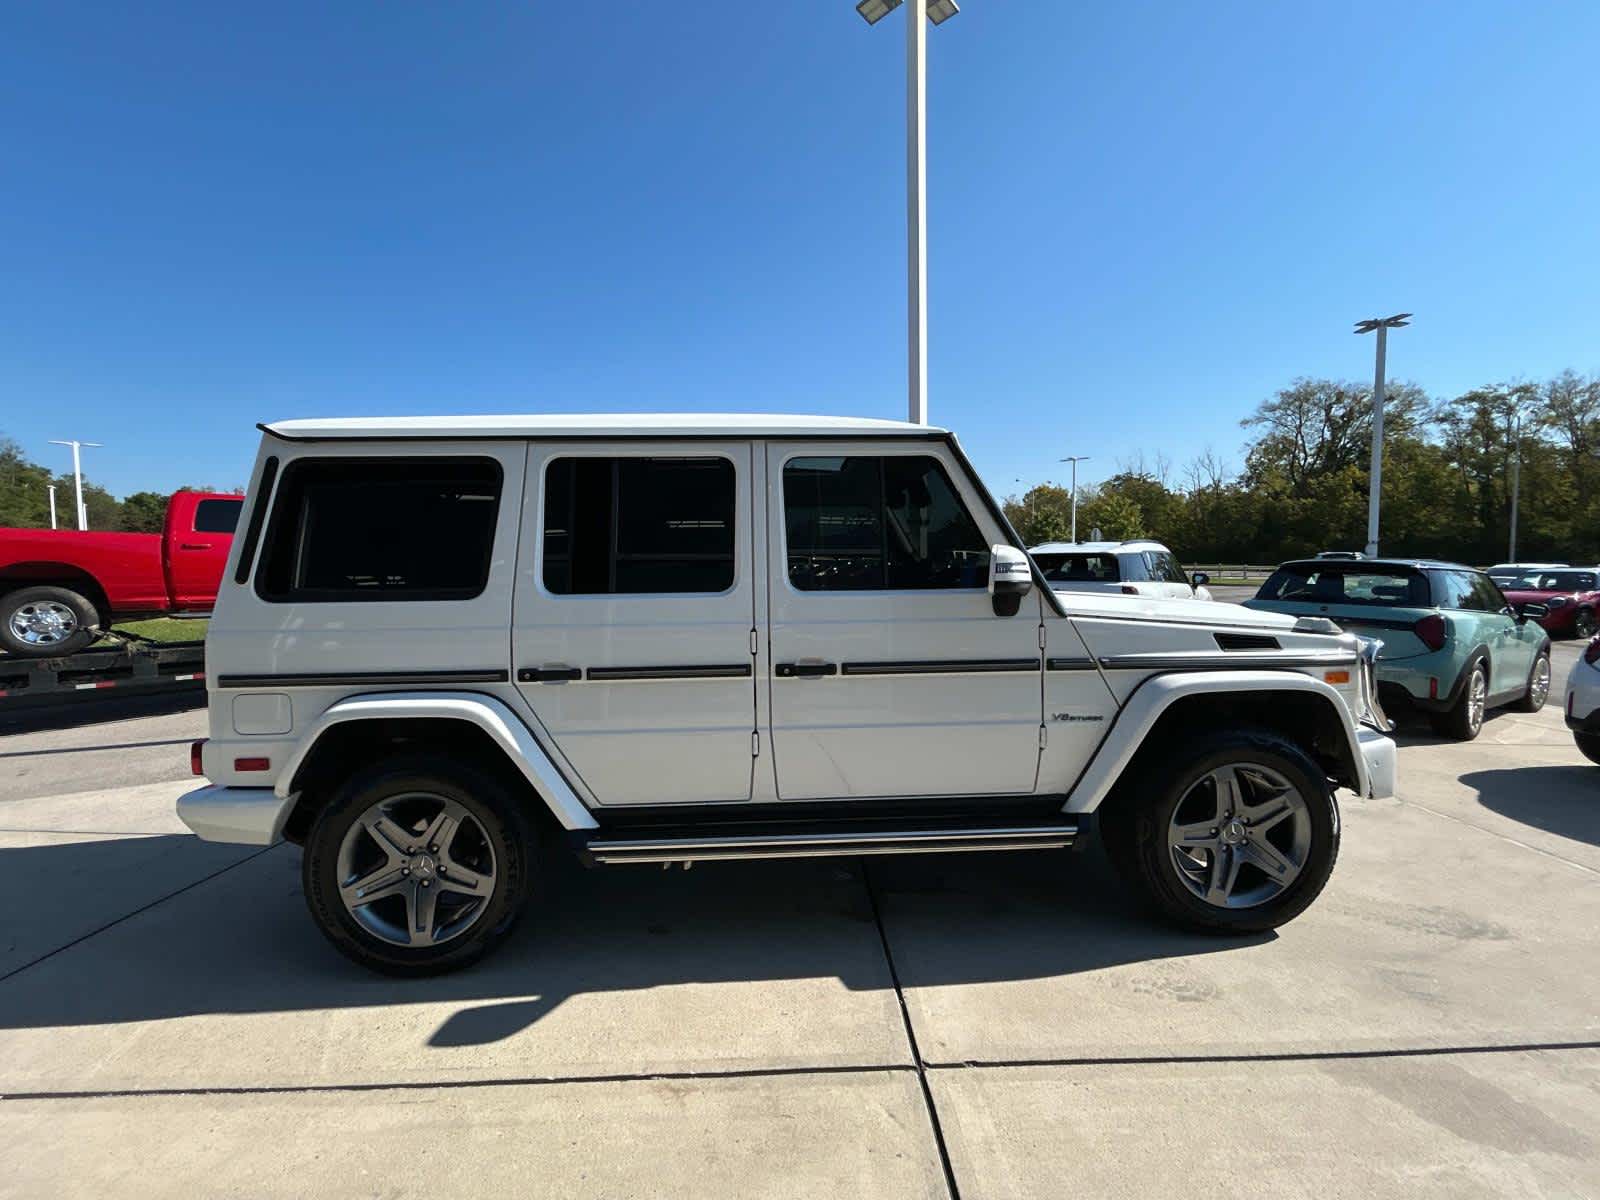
[
  {"left": 775, "top": 662, "right": 838, "bottom": 678},
  {"left": 179, "top": 542, "right": 213, "bottom": 550},
  {"left": 517, "top": 666, "right": 583, "bottom": 683}
]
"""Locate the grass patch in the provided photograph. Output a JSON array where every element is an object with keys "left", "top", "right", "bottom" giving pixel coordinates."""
[{"left": 99, "top": 617, "right": 208, "bottom": 645}]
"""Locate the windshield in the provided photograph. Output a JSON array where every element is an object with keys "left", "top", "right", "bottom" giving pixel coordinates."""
[
  {"left": 1033, "top": 552, "right": 1120, "bottom": 583},
  {"left": 1507, "top": 570, "right": 1596, "bottom": 592},
  {"left": 1256, "top": 565, "right": 1430, "bottom": 607}
]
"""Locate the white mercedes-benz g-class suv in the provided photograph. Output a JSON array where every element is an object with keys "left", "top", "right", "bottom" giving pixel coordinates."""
[{"left": 179, "top": 414, "right": 1395, "bottom": 975}]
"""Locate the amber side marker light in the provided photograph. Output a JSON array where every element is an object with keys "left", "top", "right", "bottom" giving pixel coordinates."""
[
  {"left": 1323, "top": 670, "right": 1350, "bottom": 685},
  {"left": 190, "top": 740, "right": 206, "bottom": 776}
]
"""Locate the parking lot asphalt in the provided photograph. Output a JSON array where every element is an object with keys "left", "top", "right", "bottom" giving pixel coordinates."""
[{"left": 1, "top": 638, "right": 1597, "bottom": 1198}]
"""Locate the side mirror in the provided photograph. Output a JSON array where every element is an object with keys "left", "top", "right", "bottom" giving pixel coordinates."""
[
  {"left": 1191, "top": 572, "right": 1211, "bottom": 587},
  {"left": 1516, "top": 602, "right": 1548, "bottom": 622},
  {"left": 989, "top": 545, "right": 1033, "bottom": 617}
]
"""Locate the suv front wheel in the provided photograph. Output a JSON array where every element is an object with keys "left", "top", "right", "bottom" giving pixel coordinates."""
[
  {"left": 302, "top": 755, "right": 535, "bottom": 975},
  {"left": 1105, "top": 730, "right": 1340, "bottom": 934}
]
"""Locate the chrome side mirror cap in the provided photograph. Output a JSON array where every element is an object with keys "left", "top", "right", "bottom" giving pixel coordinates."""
[{"left": 989, "top": 545, "right": 1033, "bottom": 617}]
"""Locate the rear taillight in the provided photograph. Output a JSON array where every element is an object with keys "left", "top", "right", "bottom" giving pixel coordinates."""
[
  {"left": 1120, "top": 585, "right": 1139, "bottom": 595},
  {"left": 190, "top": 739, "right": 207, "bottom": 777},
  {"left": 1414, "top": 614, "right": 1448, "bottom": 652},
  {"left": 1585, "top": 636, "right": 1600, "bottom": 666}
]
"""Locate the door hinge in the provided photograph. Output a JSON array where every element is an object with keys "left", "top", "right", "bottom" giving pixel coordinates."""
[
  {"left": 752, "top": 730, "right": 760, "bottom": 757},
  {"left": 749, "top": 628, "right": 758, "bottom": 656},
  {"left": 1038, "top": 724, "right": 1048, "bottom": 750},
  {"left": 1037, "top": 624, "right": 1047, "bottom": 650}
]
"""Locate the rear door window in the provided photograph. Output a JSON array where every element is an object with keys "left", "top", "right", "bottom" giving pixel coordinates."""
[
  {"left": 541, "top": 457, "right": 736, "bottom": 595},
  {"left": 1034, "top": 552, "right": 1119, "bottom": 582},
  {"left": 256, "top": 457, "right": 503, "bottom": 602},
  {"left": 192, "top": 497, "right": 242, "bottom": 534}
]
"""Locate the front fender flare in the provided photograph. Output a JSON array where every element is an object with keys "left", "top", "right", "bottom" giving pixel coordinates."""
[
  {"left": 276, "top": 690, "right": 599, "bottom": 831},
  {"left": 1061, "top": 670, "right": 1370, "bottom": 814}
]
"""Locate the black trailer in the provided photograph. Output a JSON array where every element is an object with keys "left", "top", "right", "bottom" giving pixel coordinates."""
[{"left": 0, "top": 633, "right": 206, "bottom": 711}]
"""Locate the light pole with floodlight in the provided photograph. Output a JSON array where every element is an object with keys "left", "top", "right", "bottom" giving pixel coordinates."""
[
  {"left": 48, "top": 439, "right": 103, "bottom": 532},
  {"left": 854, "top": 0, "right": 959, "bottom": 425},
  {"left": 1060, "top": 455, "right": 1090, "bottom": 542},
  {"left": 1353, "top": 314, "right": 1410, "bottom": 557}
]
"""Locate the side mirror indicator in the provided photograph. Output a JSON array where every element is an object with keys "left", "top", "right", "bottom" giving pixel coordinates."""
[{"left": 989, "top": 545, "right": 1033, "bottom": 616}]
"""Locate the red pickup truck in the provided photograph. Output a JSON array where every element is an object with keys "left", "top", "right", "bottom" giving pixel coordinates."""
[{"left": 0, "top": 491, "right": 242, "bottom": 657}]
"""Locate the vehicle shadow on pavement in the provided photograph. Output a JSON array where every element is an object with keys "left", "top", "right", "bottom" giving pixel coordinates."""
[
  {"left": 1463, "top": 765, "right": 1600, "bottom": 847},
  {"left": 0, "top": 835, "right": 1269, "bottom": 1042}
]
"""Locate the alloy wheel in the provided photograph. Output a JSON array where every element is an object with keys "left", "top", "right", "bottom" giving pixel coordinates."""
[
  {"left": 8, "top": 600, "right": 78, "bottom": 647},
  {"left": 1467, "top": 666, "right": 1487, "bottom": 734},
  {"left": 1167, "top": 763, "right": 1312, "bottom": 909},
  {"left": 1529, "top": 656, "right": 1551, "bottom": 709},
  {"left": 335, "top": 792, "right": 498, "bottom": 948}
]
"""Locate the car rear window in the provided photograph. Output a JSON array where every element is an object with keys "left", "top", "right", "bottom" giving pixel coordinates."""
[
  {"left": 255, "top": 457, "right": 503, "bottom": 602},
  {"left": 1255, "top": 565, "right": 1430, "bottom": 607},
  {"left": 1510, "top": 570, "right": 1596, "bottom": 591},
  {"left": 1034, "top": 552, "right": 1120, "bottom": 583},
  {"left": 193, "top": 497, "right": 243, "bottom": 534}
]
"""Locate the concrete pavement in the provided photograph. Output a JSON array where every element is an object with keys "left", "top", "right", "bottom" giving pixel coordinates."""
[{"left": 1, "top": 659, "right": 1597, "bottom": 1197}]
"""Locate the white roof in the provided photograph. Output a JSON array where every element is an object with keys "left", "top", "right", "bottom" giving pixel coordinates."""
[
  {"left": 263, "top": 413, "right": 946, "bottom": 441},
  {"left": 1030, "top": 540, "right": 1170, "bottom": 555}
]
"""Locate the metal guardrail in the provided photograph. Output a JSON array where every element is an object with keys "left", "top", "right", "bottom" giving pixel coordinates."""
[{"left": 1189, "top": 565, "right": 1277, "bottom": 582}]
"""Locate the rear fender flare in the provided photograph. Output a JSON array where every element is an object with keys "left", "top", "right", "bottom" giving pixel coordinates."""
[
  {"left": 276, "top": 690, "right": 598, "bottom": 831},
  {"left": 1062, "top": 670, "right": 1369, "bottom": 813}
]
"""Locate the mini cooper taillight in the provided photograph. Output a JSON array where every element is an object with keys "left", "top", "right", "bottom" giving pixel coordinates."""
[
  {"left": 1585, "top": 636, "right": 1600, "bottom": 666},
  {"left": 1414, "top": 613, "right": 1448, "bottom": 652},
  {"left": 190, "top": 739, "right": 207, "bottom": 776}
]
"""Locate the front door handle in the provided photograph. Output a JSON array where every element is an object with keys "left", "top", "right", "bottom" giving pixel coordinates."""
[
  {"left": 517, "top": 666, "right": 583, "bottom": 683},
  {"left": 775, "top": 662, "right": 838, "bottom": 678},
  {"left": 179, "top": 542, "right": 213, "bottom": 551}
]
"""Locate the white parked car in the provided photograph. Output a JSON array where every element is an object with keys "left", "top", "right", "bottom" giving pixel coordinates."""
[
  {"left": 1030, "top": 540, "right": 1214, "bottom": 601},
  {"left": 1565, "top": 638, "right": 1600, "bottom": 764},
  {"left": 1487, "top": 561, "right": 1568, "bottom": 587},
  {"left": 178, "top": 414, "right": 1395, "bottom": 974}
]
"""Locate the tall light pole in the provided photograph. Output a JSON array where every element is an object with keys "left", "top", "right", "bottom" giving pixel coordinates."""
[
  {"left": 855, "top": 0, "right": 960, "bottom": 425},
  {"left": 47, "top": 485, "right": 58, "bottom": 530},
  {"left": 48, "top": 439, "right": 103, "bottom": 531},
  {"left": 1354, "top": 314, "right": 1410, "bottom": 556},
  {"left": 1060, "top": 455, "right": 1090, "bottom": 543}
]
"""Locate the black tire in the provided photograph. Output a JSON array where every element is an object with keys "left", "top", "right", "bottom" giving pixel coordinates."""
[
  {"left": 1510, "top": 649, "right": 1551, "bottom": 713},
  {"left": 1106, "top": 729, "right": 1340, "bottom": 935},
  {"left": 302, "top": 754, "right": 535, "bottom": 976},
  {"left": 1576, "top": 733, "right": 1600, "bottom": 767},
  {"left": 0, "top": 585, "right": 99, "bottom": 658},
  {"left": 1430, "top": 660, "right": 1487, "bottom": 741},
  {"left": 1574, "top": 608, "right": 1597, "bottom": 641}
]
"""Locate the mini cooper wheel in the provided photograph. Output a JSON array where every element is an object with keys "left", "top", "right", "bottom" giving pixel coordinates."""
[
  {"left": 1112, "top": 730, "right": 1340, "bottom": 934},
  {"left": 1511, "top": 650, "right": 1551, "bottom": 713},
  {"left": 1574, "top": 609, "right": 1598, "bottom": 640},
  {"left": 1431, "top": 661, "right": 1487, "bottom": 740},
  {"left": 303, "top": 755, "right": 534, "bottom": 975},
  {"left": 0, "top": 585, "right": 99, "bottom": 658}
]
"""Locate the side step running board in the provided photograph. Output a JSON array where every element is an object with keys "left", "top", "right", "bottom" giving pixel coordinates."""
[{"left": 586, "top": 824, "right": 1079, "bottom": 865}]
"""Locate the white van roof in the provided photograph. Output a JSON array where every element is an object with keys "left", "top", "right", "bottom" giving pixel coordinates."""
[{"left": 261, "top": 413, "right": 946, "bottom": 441}]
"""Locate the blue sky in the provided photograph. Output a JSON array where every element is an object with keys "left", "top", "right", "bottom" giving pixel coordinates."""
[{"left": 3, "top": 1, "right": 1597, "bottom": 501}]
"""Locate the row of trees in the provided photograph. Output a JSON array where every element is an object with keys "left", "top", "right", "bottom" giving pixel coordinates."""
[
  {"left": 1004, "top": 371, "right": 1600, "bottom": 566},
  {"left": 0, "top": 438, "right": 234, "bottom": 532}
]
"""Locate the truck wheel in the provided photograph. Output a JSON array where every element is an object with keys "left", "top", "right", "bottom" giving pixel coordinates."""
[
  {"left": 1510, "top": 650, "right": 1551, "bottom": 713},
  {"left": 0, "top": 585, "right": 99, "bottom": 658},
  {"left": 1575, "top": 734, "right": 1600, "bottom": 766},
  {"left": 1429, "top": 661, "right": 1486, "bottom": 740},
  {"left": 1109, "top": 730, "right": 1339, "bottom": 935},
  {"left": 302, "top": 754, "right": 535, "bottom": 976}
]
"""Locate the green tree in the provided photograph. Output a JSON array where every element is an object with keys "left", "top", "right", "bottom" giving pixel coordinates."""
[
  {"left": 1003, "top": 483, "right": 1074, "bottom": 545},
  {"left": 1078, "top": 491, "right": 1146, "bottom": 541},
  {"left": 120, "top": 491, "right": 170, "bottom": 533}
]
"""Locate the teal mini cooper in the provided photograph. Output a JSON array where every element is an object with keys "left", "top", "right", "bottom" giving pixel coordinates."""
[{"left": 1244, "top": 558, "right": 1552, "bottom": 740}]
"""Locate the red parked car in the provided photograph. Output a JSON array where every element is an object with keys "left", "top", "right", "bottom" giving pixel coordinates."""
[
  {"left": 0, "top": 491, "right": 242, "bottom": 657},
  {"left": 1500, "top": 567, "right": 1600, "bottom": 639}
]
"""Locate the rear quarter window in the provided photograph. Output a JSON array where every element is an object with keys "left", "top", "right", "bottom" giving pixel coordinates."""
[
  {"left": 192, "top": 497, "right": 243, "bottom": 534},
  {"left": 1035, "top": 552, "right": 1119, "bottom": 583},
  {"left": 255, "top": 457, "right": 503, "bottom": 602}
]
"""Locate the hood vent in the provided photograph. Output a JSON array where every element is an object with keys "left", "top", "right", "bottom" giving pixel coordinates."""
[{"left": 1215, "top": 632, "right": 1281, "bottom": 651}]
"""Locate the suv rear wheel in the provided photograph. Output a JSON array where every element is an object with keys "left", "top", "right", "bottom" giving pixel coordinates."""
[
  {"left": 302, "top": 755, "right": 535, "bottom": 975},
  {"left": 1104, "top": 730, "right": 1340, "bottom": 934}
]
